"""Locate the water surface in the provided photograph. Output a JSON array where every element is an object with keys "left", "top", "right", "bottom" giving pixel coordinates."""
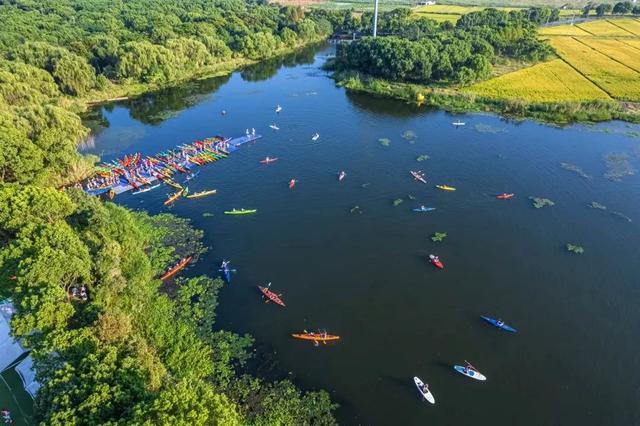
[{"left": 85, "top": 45, "right": 640, "bottom": 426}]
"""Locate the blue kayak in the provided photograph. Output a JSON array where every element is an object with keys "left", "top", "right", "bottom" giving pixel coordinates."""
[
  {"left": 481, "top": 316, "right": 517, "bottom": 333},
  {"left": 413, "top": 207, "right": 436, "bottom": 212}
]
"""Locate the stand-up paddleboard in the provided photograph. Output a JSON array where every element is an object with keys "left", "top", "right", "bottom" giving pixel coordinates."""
[
  {"left": 453, "top": 364, "right": 487, "bottom": 381},
  {"left": 413, "top": 376, "right": 435, "bottom": 404}
]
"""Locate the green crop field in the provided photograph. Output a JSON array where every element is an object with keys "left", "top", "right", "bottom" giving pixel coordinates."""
[{"left": 468, "top": 58, "right": 611, "bottom": 102}]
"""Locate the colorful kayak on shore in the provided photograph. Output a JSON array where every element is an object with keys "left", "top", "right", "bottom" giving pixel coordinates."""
[
  {"left": 292, "top": 331, "right": 340, "bottom": 345},
  {"left": 481, "top": 316, "right": 517, "bottom": 332},
  {"left": 160, "top": 256, "right": 192, "bottom": 281},
  {"left": 436, "top": 185, "right": 456, "bottom": 191},
  {"left": 496, "top": 193, "right": 515, "bottom": 199},
  {"left": 413, "top": 376, "right": 435, "bottom": 404},
  {"left": 428, "top": 254, "right": 444, "bottom": 269},
  {"left": 258, "top": 284, "right": 286, "bottom": 307},
  {"left": 224, "top": 209, "right": 257, "bottom": 215}
]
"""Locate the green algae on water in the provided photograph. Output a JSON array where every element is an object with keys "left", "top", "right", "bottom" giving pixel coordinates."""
[
  {"left": 416, "top": 154, "right": 430, "bottom": 162},
  {"left": 401, "top": 130, "right": 417, "bottom": 141},
  {"left": 603, "top": 152, "right": 635, "bottom": 181},
  {"left": 431, "top": 232, "right": 447, "bottom": 242},
  {"left": 589, "top": 201, "right": 632, "bottom": 222},
  {"left": 529, "top": 197, "right": 555, "bottom": 209},
  {"left": 202, "top": 212, "right": 214, "bottom": 217},
  {"left": 407, "top": 194, "right": 416, "bottom": 200},
  {"left": 393, "top": 198, "right": 403, "bottom": 206},
  {"left": 561, "top": 162, "right": 591, "bottom": 180},
  {"left": 379, "top": 138, "right": 391, "bottom": 147},
  {"left": 566, "top": 243, "right": 584, "bottom": 255},
  {"left": 474, "top": 123, "right": 506, "bottom": 134}
]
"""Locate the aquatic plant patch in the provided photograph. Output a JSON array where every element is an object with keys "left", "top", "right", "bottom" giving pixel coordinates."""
[
  {"left": 529, "top": 197, "right": 555, "bottom": 208},
  {"left": 561, "top": 162, "right": 591, "bottom": 179},
  {"left": 431, "top": 232, "right": 447, "bottom": 242},
  {"left": 603, "top": 152, "right": 636, "bottom": 181},
  {"left": 566, "top": 243, "right": 584, "bottom": 254},
  {"left": 416, "top": 155, "right": 430, "bottom": 161},
  {"left": 379, "top": 138, "right": 391, "bottom": 146}
]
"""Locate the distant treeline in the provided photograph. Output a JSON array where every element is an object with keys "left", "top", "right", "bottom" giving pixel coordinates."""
[
  {"left": 582, "top": 2, "right": 640, "bottom": 16},
  {"left": 332, "top": 9, "right": 554, "bottom": 85}
]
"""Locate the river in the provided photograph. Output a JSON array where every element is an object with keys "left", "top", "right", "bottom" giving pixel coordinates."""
[{"left": 83, "top": 44, "right": 640, "bottom": 425}]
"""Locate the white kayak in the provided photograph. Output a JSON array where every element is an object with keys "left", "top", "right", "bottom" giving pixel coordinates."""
[
  {"left": 453, "top": 365, "right": 487, "bottom": 381},
  {"left": 413, "top": 376, "right": 435, "bottom": 404}
]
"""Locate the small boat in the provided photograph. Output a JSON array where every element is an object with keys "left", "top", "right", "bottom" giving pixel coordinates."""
[
  {"left": 260, "top": 157, "right": 279, "bottom": 164},
  {"left": 289, "top": 179, "right": 296, "bottom": 189},
  {"left": 224, "top": 209, "right": 257, "bottom": 215},
  {"left": 338, "top": 171, "right": 346, "bottom": 181},
  {"left": 132, "top": 183, "right": 161, "bottom": 195},
  {"left": 183, "top": 171, "right": 200, "bottom": 183},
  {"left": 413, "top": 206, "right": 436, "bottom": 212},
  {"left": 269, "top": 124, "right": 280, "bottom": 130},
  {"left": 163, "top": 188, "right": 184, "bottom": 206},
  {"left": 292, "top": 331, "right": 340, "bottom": 345},
  {"left": 311, "top": 133, "right": 320, "bottom": 141},
  {"left": 186, "top": 189, "right": 217, "bottom": 199},
  {"left": 413, "top": 376, "right": 435, "bottom": 404},
  {"left": 275, "top": 104, "right": 282, "bottom": 113},
  {"left": 160, "top": 256, "right": 192, "bottom": 281},
  {"left": 496, "top": 193, "right": 515, "bottom": 200},
  {"left": 219, "top": 260, "right": 235, "bottom": 283},
  {"left": 436, "top": 185, "right": 456, "bottom": 191},
  {"left": 410, "top": 170, "right": 427, "bottom": 184},
  {"left": 481, "top": 316, "right": 517, "bottom": 333},
  {"left": 452, "top": 120, "right": 466, "bottom": 126},
  {"left": 453, "top": 362, "right": 487, "bottom": 381},
  {"left": 258, "top": 283, "right": 286, "bottom": 307},
  {"left": 428, "top": 254, "right": 443, "bottom": 269}
]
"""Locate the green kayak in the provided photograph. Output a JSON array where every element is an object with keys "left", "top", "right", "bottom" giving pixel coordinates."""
[{"left": 224, "top": 209, "right": 257, "bottom": 215}]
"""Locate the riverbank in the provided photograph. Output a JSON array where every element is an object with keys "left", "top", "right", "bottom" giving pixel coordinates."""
[{"left": 333, "top": 70, "right": 640, "bottom": 124}]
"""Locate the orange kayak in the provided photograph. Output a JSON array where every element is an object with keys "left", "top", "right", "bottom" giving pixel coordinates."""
[
  {"left": 292, "top": 333, "right": 340, "bottom": 342},
  {"left": 496, "top": 193, "right": 515, "bottom": 200},
  {"left": 160, "top": 256, "right": 192, "bottom": 281},
  {"left": 164, "top": 188, "right": 184, "bottom": 206},
  {"left": 258, "top": 285, "right": 286, "bottom": 307}
]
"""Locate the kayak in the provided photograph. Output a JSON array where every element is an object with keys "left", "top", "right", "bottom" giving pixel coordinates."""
[
  {"left": 452, "top": 121, "right": 466, "bottom": 126},
  {"left": 436, "top": 185, "right": 456, "bottom": 191},
  {"left": 289, "top": 179, "right": 296, "bottom": 189},
  {"left": 428, "top": 254, "right": 444, "bottom": 269},
  {"left": 410, "top": 171, "right": 427, "bottom": 184},
  {"left": 275, "top": 105, "right": 282, "bottom": 113},
  {"left": 160, "top": 256, "right": 192, "bottom": 281},
  {"left": 311, "top": 133, "right": 320, "bottom": 141},
  {"left": 269, "top": 124, "right": 280, "bottom": 130},
  {"left": 292, "top": 332, "right": 340, "bottom": 343},
  {"left": 224, "top": 209, "right": 257, "bottom": 215},
  {"left": 258, "top": 285, "right": 286, "bottom": 307},
  {"left": 186, "top": 189, "right": 217, "bottom": 199},
  {"left": 163, "top": 188, "right": 184, "bottom": 206},
  {"left": 132, "top": 183, "right": 161, "bottom": 195},
  {"left": 454, "top": 365, "right": 487, "bottom": 381},
  {"left": 413, "top": 207, "right": 436, "bottom": 212},
  {"left": 413, "top": 376, "right": 435, "bottom": 404},
  {"left": 260, "top": 157, "right": 278, "bottom": 164},
  {"left": 481, "top": 316, "right": 517, "bottom": 333},
  {"left": 338, "top": 171, "right": 346, "bottom": 181},
  {"left": 219, "top": 261, "right": 234, "bottom": 283},
  {"left": 496, "top": 193, "right": 515, "bottom": 199}
]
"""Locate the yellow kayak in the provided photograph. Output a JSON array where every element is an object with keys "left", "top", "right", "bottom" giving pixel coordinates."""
[
  {"left": 436, "top": 185, "right": 456, "bottom": 191},
  {"left": 186, "top": 189, "right": 217, "bottom": 199}
]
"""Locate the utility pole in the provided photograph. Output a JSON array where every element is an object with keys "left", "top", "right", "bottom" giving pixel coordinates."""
[{"left": 373, "top": 0, "right": 379, "bottom": 37}]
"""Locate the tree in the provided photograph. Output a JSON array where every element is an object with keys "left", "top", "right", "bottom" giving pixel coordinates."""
[
  {"left": 612, "top": 1, "right": 632, "bottom": 13},
  {"left": 595, "top": 3, "right": 612, "bottom": 16},
  {"left": 633, "top": 5, "right": 640, "bottom": 14}
]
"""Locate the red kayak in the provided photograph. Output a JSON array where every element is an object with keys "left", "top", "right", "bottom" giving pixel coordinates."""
[
  {"left": 258, "top": 284, "right": 286, "bottom": 307},
  {"left": 496, "top": 193, "right": 515, "bottom": 200},
  {"left": 289, "top": 179, "right": 296, "bottom": 189},
  {"left": 260, "top": 157, "right": 278, "bottom": 164},
  {"left": 160, "top": 256, "right": 192, "bottom": 281},
  {"left": 428, "top": 254, "right": 444, "bottom": 269}
]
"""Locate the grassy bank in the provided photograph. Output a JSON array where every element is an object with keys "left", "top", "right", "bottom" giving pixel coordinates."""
[{"left": 334, "top": 71, "right": 640, "bottom": 124}]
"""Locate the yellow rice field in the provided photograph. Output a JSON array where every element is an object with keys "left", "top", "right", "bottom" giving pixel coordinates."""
[
  {"left": 620, "top": 39, "right": 640, "bottom": 50},
  {"left": 576, "top": 37, "right": 640, "bottom": 72},
  {"left": 539, "top": 24, "right": 592, "bottom": 37},
  {"left": 468, "top": 59, "right": 611, "bottom": 102},
  {"left": 415, "top": 13, "right": 460, "bottom": 23},
  {"left": 550, "top": 36, "right": 640, "bottom": 100},
  {"left": 576, "top": 20, "right": 635, "bottom": 37},
  {"left": 608, "top": 18, "right": 640, "bottom": 36}
]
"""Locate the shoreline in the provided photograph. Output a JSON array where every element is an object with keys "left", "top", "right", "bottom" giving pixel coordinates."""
[{"left": 333, "top": 71, "right": 640, "bottom": 125}]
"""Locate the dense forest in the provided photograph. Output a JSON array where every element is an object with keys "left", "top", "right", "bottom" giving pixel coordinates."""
[
  {"left": 0, "top": 0, "right": 338, "bottom": 424},
  {"left": 332, "top": 8, "right": 555, "bottom": 85}
]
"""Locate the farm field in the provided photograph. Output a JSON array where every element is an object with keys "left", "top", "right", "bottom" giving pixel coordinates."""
[
  {"left": 549, "top": 36, "right": 640, "bottom": 100},
  {"left": 576, "top": 19, "right": 637, "bottom": 36},
  {"left": 413, "top": 4, "right": 521, "bottom": 21},
  {"left": 609, "top": 18, "right": 640, "bottom": 36},
  {"left": 468, "top": 58, "right": 611, "bottom": 102},
  {"left": 576, "top": 37, "right": 640, "bottom": 72},
  {"left": 620, "top": 39, "right": 640, "bottom": 50},
  {"left": 539, "top": 24, "right": 592, "bottom": 36}
]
